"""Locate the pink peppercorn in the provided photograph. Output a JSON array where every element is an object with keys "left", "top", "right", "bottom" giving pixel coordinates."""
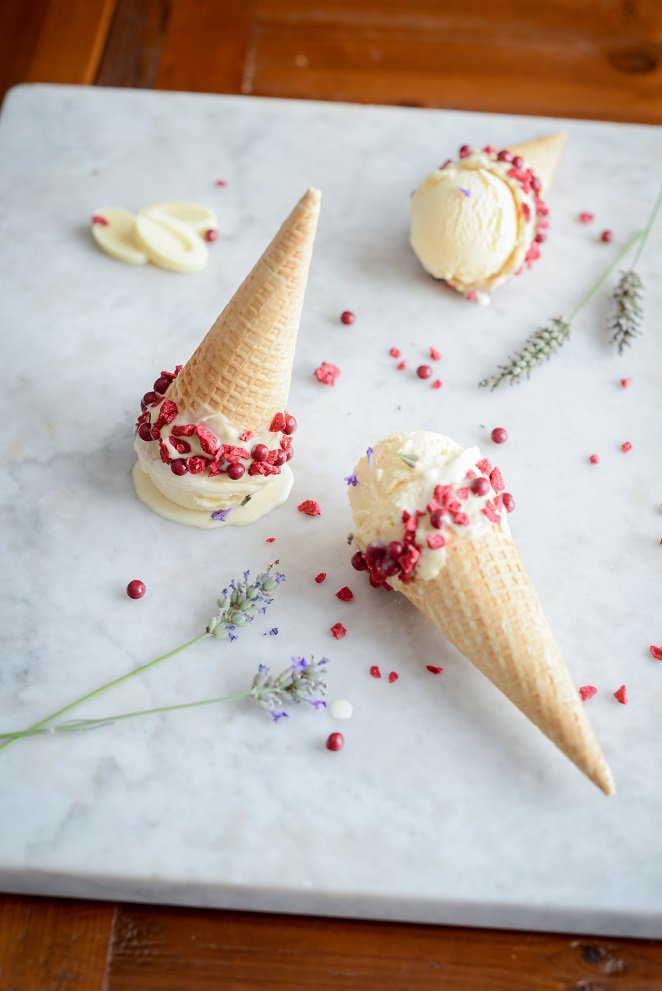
[
  {"left": 417, "top": 365, "right": 432, "bottom": 379},
  {"left": 204, "top": 229, "right": 218, "bottom": 242},
  {"left": 502, "top": 492, "right": 516, "bottom": 513},
  {"left": 589, "top": 454, "right": 599, "bottom": 465},
  {"left": 579, "top": 212, "right": 594, "bottom": 223},
  {"left": 340, "top": 310, "right": 355, "bottom": 325},
  {"left": 126, "top": 579, "right": 146, "bottom": 599},
  {"left": 389, "top": 347, "right": 401, "bottom": 358},
  {"left": 621, "top": 441, "right": 633, "bottom": 452},
  {"left": 458, "top": 144, "right": 472, "bottom": 158},
  {"left": 491, "top": 427, "right": 508, "bottom": 444},
  {"left": 326, "top": 732, "right": 345, "bottom": 751},
  {"left": 601, "top": 230, "right": 613, "bottom": 243},
  {"left": 620, "top": 377, "right": 631, "bottom": 388},
  {"left": 470, "top": 477, "right": 490, "bottom": 497}
]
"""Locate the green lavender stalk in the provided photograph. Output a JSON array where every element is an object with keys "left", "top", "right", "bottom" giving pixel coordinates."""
[
  {"left": 480, "top": 231, "right": 643, "bottom": 390},
  {"left": 0, "top": 564, "right": 284, "bottom": 753},
  {"left": 610, "top": 182, "right": 662, "bottom": 353},
  {"left": 0, "top": 656, "right": 328, "bottom": 743}
]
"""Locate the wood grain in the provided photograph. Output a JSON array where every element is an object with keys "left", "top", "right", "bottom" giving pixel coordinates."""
[
  {"left": 0, "top": 894, "right": 114, "bottom": 991},
  {"left": 106, "top": 906, "right": 662, "bottom": 991}
]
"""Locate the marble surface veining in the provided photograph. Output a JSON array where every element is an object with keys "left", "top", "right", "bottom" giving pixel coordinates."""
[{"left": 0, "top": 84, "right": 661, "bottom": 937}]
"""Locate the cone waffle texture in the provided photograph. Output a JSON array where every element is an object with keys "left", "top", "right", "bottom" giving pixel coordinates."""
[
  {"left": 507, "top": 132, "right": 567, "bottom": 193},
  {"left": 399, "top": 526, "right": 614, "bottom": 795},
  {"left": 168, "top": 187, "right": 321, "bottom": 433}
]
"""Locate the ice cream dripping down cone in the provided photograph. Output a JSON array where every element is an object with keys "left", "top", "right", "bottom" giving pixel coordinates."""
[
  {"left": 348, "top": 432, "right": 614, "bottom": 796},
  {"left": 132, "top": 188, "right": 321, "bottom": 529},
  {"left": 409, "top": 133, "right": 566, "bottom": 299},
  {"left": 167, "top": 186, "right": 321, "bottom": 433}
]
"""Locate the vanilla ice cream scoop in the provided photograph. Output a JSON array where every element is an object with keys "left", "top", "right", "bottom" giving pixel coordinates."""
[
  {"left": 347, "top": 430, "right": 614, "bottom": 795},
  {"left": 410, "top": 133, "right": 566, "bottom": 299}
]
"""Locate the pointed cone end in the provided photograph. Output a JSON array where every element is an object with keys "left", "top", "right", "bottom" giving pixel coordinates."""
[{"left": 507, "top": 132, "right": 567, "bottom": 193}]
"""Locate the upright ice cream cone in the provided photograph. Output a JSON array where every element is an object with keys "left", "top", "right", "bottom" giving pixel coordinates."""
[
  {"left": 348, "top": 432, "right": 614, "bottom": 795},
  {"left": 168, "top": 187, "right": 321, "bottom": 434},
  {"left": 508, "top": 132, "right": 567, "bottom": 193}
]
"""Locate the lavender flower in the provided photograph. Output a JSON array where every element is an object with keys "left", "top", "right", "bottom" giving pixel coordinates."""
[
  {"left": 344, "top": 470, "right": 359, "bottom": 486},
  {"left": 210, "top": 508, "right": 232, "bottom": 522},
  {"left": 458, "top": 187, "right": 471, "bottom": 197},
  {"left": 366, "top": 446, "right": 374, "bottom": 467},
  {"left": 207, "top": 564, "right": 285, "bottom": 640},
  {"left": 250, "top": 656, "right": 329, "bottom": 718}
]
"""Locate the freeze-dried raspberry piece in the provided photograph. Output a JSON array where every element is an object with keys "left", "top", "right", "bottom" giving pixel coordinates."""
[
  {"left": 222, "top": 444, "right": 250, "bottom": 463},
  {"left": 270, "top": 412, "right": 286, "bottom": 432},
  {"left": 171, "top": 423, "right": 196, "bottom": 437},
  {"left": 649, "top": 646, "right": 662, "bottom": 661},
  {"left": 613, "top": 685, "right": 628, "bottom": 704},
  {"left": 369, "top": 665, "right": 381, "bottom": 679},
  {"left": 489, "top": 467, "right": 505, "bottom": 494},
  {"left": 314, "top": 573, "right": 327, "bottom": 584},
  {"left": 248, "top": 460, "right": 280, "bottom": 477},
  {"left": 157, "top": 400, "right": 178, "bottom": 425},
  {"left": 476, "top": 458, "right": 492, "bottom": 475},
  {"left": 427, "top": 533, "right": 446, "bottom": 550},
  {"left": 336, "top": 586, "right": 354, "bottom": 602},
  {"left": 239, "top": 430, "right": 253, "bottom": 442},
  {"left": 579, "top": 685, "right": 597, "bottom": 701},
  {"left": 171, "top": 438, "right": 191, "bottom": 455},
  {"left": 314, "top": 361, "right": 340, "bottom": 386},
  {"left": 298, "top": 499, "right": 321, "bottom": 516},
  {"left": 196, "top": 425, "right": 221, "bottom": 456},
  {"left": 331, "top": 623, "right": 347, "bottom": 639},
  {"left": 482, "top": 502, "right": 502, "bottom": 524},
  {"left": 208, "top": 460, "right": 226, "bottom": 477},
  {"left": 426, "top": 665, "right": 444, "bottom": 675},
  {"left": 159, "top": 440, "right": 171, "bottom": 465},
  {"left": 186, "top": 456, "right": 208, "bottom": 474},
  {"left": 388, "top": 671, "right": 399, "bottom": 683}
]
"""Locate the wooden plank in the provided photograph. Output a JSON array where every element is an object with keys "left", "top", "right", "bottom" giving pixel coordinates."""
[
  {"left": 0, "top": 894, "right": 114, "bottom": 991},
  {"left": 242, "top": 0, "right": 662, "bottom": 123},
  {"left": 107, "top": 905, "right": 662, "bottom": 991},
  {"left": 95, "top": 0, "right": 170, "bottom": 89},
  {"left": 24, "top": 0, "right": 117, "bottom": 85}
]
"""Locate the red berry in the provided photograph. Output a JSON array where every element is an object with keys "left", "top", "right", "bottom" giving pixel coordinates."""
[
  {"left": 251, "top": 443, "right": 269, "bottom": 462},
  {"left": 351, "top": 550, "right": 368, "bottom": 571},
  {"left": 502, "top": 492, "right": 516, "bottom": 513},
  {"left": 534, "top": 232, "right": 546, "bottom": 244},
  {"left": 365, "top": 540, "right": 387, "bottom": 561},
  {"left": 283, "top": 414, "right": 297, "bottom": 435},
  {"left": 458, "top": 144, "right": 472, "bottom": 158},
  {"left": 470, "top": 477, "right": 490, "bottom": 496},
  {"left": 204, "top": 228, "right": 218, "bottom": 242},
  {"left": 482, "top": 144, "right": 496, "bottom": 154},
  {"left": 326, "top": 732, "right": 345, "bottom": 751},
  {"left": 620, "top": 377, "right": 631, "bottom": 388},
  {"left": 227, "top": 463, "right": 245, "bottom": 480},
  {"left": 215, "top": 179, "right": 228, "bottom": 187},
  {"left": 530, "top": 176, "right": 542, "bottom": 192},
  {"left": 601, "top": 229, "right": 613, "bottom": 242},
  {"left": 512, "top": 155, "right": 524, "bottom": 169},
  {"left": 138, "top": 422, "right": 153, "bottom": 442},
  {"left": 142, "top": 391, "right": 159, "bottom": 406},
  {"left": 126, "top": 579, "right": 146, "bottom": 599},
  {"left": 389, "top": 347, "right": 401, "bottom": 358},
  {"left": 381, "top": 557, "right": 400, "bottom": 577},
  {"left": 170, "top": 459, "right": 188, "bottom": 475},
  {"left": 621, "top": 441, "right": 632, "bottom": 453},
  {"left": 497, "top": 149, "right": 513, "bottom": 162},
  {"left": 491, "top": 427, "right": 508, "bottom": 444},
  {"left": 417, "top": 364, "right": 432, "bottom": 379},
  {"left": 153, "top": 376, "right": 171, "bottom": 394},
  {"left": 430, "top": 509, "right": 445, "bottom": 529},
  {"left": 579, "top": 212, "right": 594, "bottom": 223},
  {"left": 340, "top": 310, "right": 355, "bottom": 325},
  {"left": 273, "top": 450, "right": 287, "bottom": 466},
  {"left": 286, "top": 449, "right": 294, "bottom": 461},
  {"left": 388, "top": 540, "right": 405, "bottom": 559},
  {"left": 589, "top": 454, "right": 599, "bottom": 464}
]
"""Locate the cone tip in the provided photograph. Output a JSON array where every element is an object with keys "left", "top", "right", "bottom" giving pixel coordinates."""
[
  {"left": 592, "top": 759, "right": 616, "bottom": 796},
  {"left": 300, "top": 186, "right": 322, "bottom": 210}
]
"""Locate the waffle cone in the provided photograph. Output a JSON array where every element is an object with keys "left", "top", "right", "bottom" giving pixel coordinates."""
[
  {"left": 167, "top": 188, "right": 321, "bottom": 433},
  {"left": 507, "top": 132, "right": 566, "bottom": 193},
  {"left": 399, "top": 527, "right": 614, "bottom": 795}
]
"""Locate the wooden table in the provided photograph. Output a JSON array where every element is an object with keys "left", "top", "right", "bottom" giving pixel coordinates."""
[{"left": 1, "top": 2, "right": 661, "bottom": 988}]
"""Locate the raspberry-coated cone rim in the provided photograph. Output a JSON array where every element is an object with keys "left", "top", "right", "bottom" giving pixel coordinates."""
[
  {"left": 167, "top": 188, "right": 321, "bottom": 433},
  {"left": 507, "top": 132, "right": 567, "bottom": 194},
  {"left": 398, "top": 527, "right": 614, "bottom": 795}
]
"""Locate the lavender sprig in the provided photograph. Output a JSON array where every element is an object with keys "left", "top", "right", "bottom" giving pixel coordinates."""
[
  {"left": 610, "top": 270, "right": 643, "bottom": 353},
  {"left": 0, "top": 657, "right": 329, "bottom": 743},
  {"left": 480, "top": 231, "right": 643, "bottom": 389},
  {"left": 0, "top": 563, "right": 284, "bottom": 753}
]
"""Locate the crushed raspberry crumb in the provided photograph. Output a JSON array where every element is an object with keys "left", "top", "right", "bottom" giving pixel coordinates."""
[
  {"left": 649, "top": 645, "right": 662, "bottom": 661},
  {"left": 489, "top": 467, "right": 505, "bottom": 494},
  {"left": 336, "top": 586, "right": 354, "bottom": 602},
  {"left": 269, "top": 412, "right": 286, "bottom": 432},
  {"left": 429, "top": 346, "right": 441, "bottom": 361},
  {"left": 298, "top": 499, "right": 321, "bottom": 517},
  {"left": 431, "top": 379, "right": 443, "bottom": 389},
  {"left": 92, "top": 214, "right": 109, "bottom": 225},
  {"left": 396, "top": 360, "right": 406, "bottom": 370},
  {"left": 331, "top": 623, "right": 347, "bottom": 639},
  {"left": 314, "top": 572, "right": 327, "bottom": 584},
  {"left": 314, "top": 361, "right": 340, "bottom": 386},
  {"left": 369, "top": 665, "right": 381, "bottom": 679},
  {"left": 466, "top": 290, "right": 477, "bottom": 302},
  {"left": 239, "top": 430, "right": 253, "bottom": 442},
  {"left": 215, "top": 178, "right": 228, "bottom": 187},
  {"left": 388, "top": 672, "right": 399, "bottom": 684},
  {"left": 579, "top": 685, "right": 598, "bottom": 701},
  {"left": 427, "top": 533, "right": 446, "bottom": 550},
  {"left": 265, "top": 537, "right": 276, "bottom": 543},
  {"left": 621, "top": 441, "right": 632, "bottom": 453},
  {"left": 613, "top": 685, "right": 627, "bottom": 704},
  {"left": 579, "top": 212, "right": 594, "bottom": 223},
  {"left": 195, "top": 424, "right": 220, "bottom": 455},
  {"left": 476, "top": 458, "right": 492, "bottom": 474},
  {"left": 389, "top": 347, "right": 401, "bottom": 358},
  {"left": 426, "top": 665, "right": 444, "bottom": 675},
  {"left": 620, "top": 378, "right": 631, "bottom": 389},
  {"left": 589, "top": 454, "right": 599, "bottom": 465}
]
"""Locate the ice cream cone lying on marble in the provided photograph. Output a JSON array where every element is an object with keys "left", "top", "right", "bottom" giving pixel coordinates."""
[
  {"left": 348, "top": 431, "right": 614, "bottom": 795},
  {"left": 410, "top": 133, "right": 566, "bottom": 301},
  {"left": 132, "top": 187, "right": 321, "bottom": 528}
]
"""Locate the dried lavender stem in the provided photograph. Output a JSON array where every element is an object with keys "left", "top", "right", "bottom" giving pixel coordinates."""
[
  {"left": 568, "top": 230, "right": 644, "bottom": 320},
  {"left": 632, "top": 182, "right": 662, "bottom": 268}
]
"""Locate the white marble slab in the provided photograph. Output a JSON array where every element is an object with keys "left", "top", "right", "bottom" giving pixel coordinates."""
[{"left": 0, "top": 84, "right": 661, "bottom": 938}]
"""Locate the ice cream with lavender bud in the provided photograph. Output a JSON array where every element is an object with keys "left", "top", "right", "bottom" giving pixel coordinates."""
[
  {"left": 132, "top": 188, "right": 321, "bottom": 528},
  {"left": 410, "top": 133, "right": 566, "bottom": 301},
  {"left": 348, "top": 430, "right": 614, "bottom": 795}
]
